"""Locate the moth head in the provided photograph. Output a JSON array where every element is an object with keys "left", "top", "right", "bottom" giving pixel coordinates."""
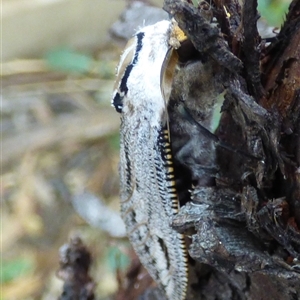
[
  {"left": 169, "top": 19, "right": 187, "bottom": 50},
  {"left": 111, "top": 20, "right": 172, "bottom": 114}
]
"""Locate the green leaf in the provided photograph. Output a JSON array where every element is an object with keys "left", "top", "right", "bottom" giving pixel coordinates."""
[
  {"left": 45, "top": 48, "right": 93, "bottom": 74},
  {"left": 106, "top": 246, "right": 130, "bottom": 271},
  {"left": 258, "top": 0, "right": 289, "bottom": 26},
  {"left": 1, "top": 258, "right": 34, "bottom": 283}
]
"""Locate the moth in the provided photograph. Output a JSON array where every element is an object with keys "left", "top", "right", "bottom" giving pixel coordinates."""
[{"left": 112, "top": 20, "right": 188, "bottom": 300}]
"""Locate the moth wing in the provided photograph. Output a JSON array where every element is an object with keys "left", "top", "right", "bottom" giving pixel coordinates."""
[
  {"left": 113, "top": 38, "right": 136, "bottom": 92},
  {"left": 160, "top": 46, "right": 179, "bottom": 103}
]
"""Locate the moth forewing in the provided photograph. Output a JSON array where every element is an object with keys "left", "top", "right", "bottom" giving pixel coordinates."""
[
  {"left": 112, "top": 20, "right": 188, "bottom": 300},
  {"left": 113, "top": 38, "right": 136, "bottom": 94}
]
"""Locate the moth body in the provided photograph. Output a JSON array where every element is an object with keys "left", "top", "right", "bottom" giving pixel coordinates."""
[{"left": 112, "top": 20, "right": 188, "bottom": 300}]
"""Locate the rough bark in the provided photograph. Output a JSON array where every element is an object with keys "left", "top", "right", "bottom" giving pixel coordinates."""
[
  {"left": 57, "top": 236, "right": 95, "bottom": 300},
  {"left": 163, "top": 0, "right": 300, "bottom": 299}
]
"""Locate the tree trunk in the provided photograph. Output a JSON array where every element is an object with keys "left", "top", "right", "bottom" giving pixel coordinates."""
[{"left": 163, "top": 0, "right": 300, "bottom": 299}]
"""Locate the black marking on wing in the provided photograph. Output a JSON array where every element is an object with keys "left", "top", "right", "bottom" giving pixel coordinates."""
[
  {"left": 112, "top": 32, "right": 145, "bottom": 113},
  {"left": 123, "top": 137, "right": 132, "bottom": 195},
  {"left": 158, "top": 237, "right": 171, "bottom": 270},
  {"left": 113, "top": 93, "right": 124, "bottom": 113},
  {"left": 127, "top": 210, "right": 136, "bottom": 224}
]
